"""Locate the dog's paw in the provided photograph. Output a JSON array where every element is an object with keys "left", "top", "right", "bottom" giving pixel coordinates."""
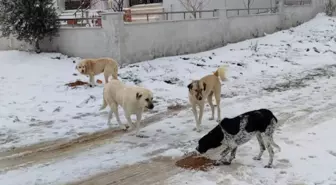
[
  {"left": 209, "top": 117, "right": 215, "bottom": 121},
  {"left": 253, "top": 156, "right": 262, "bottom": 161},
  {"left": 193, "top": 127, "right": 201, "bottom": 132},
  {"left": 89, "top": 84, "right": 97, "bottom": 88},
  {"left": 222, "top": 161, "right": 231, "bottom": 165},
  {"left": 127, "top": 124, "right": 135, "bottom": 129},
  {"left": 264, "top": 164, "right": 273, "bottom": 168},
  {"left": 213, "top": 160, "right": 231, "bottom": 166},
  {"left": 119, "top": 125, "right": 129, "bottom": 131}
]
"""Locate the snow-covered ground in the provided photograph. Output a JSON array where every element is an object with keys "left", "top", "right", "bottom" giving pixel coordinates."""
[{"left": 1, "top": 13, "right": 336, "bottom": 185}]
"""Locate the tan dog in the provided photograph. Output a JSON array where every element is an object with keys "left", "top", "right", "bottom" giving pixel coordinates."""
[
  {"left": 76, "top": 58, "right": 118, "bottom": 86},
  {"left": 100, "top": 79, "right": 154, "bottom": 137},
  {"left": 188, "top": 66, "right": 227, "bottom": 132}
]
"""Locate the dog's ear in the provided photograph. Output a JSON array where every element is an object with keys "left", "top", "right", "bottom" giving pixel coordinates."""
[
  {"left": 203, "top": 82, "right": 206, "bottom": 91},
  {"left": 136, "top": 92, "right": 142, "bottom": 100},
  {"left": 187, "top": 83, "right": 193, "bottom": 91}
]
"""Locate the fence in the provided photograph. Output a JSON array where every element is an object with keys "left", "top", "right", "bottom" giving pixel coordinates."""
[
  {"left": 226, "top": 7, "right": 279, "bottom": 17},
  {"left": 0, "top": 0, "right": 326, "bottom": 64},
  {"left": 58, "top": 17, "right": 102, "bottom": 27},
  {"left": 129, "top": 10, "right": 218, "bottom": 22},
  {"left": 284, "top": 0, "right": 312, "bottom": 5}
]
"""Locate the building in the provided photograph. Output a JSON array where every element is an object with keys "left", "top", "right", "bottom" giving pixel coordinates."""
[
  {"left": 55, "top": 0, "right": 277, "bottom": 12},
  {"left": 55, "top": 0, "right": 278, "bottom": 22}
]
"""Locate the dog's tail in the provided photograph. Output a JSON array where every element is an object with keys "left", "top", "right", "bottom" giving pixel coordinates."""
[
  {"left": 99, "top": 95, "right": 108, "bottom": 111},
  {"left": 271, "top": 112, "right": 278, "bottom": 123},
  {"left": 214, "top": 65, "right": 228, "bottom": 82}
]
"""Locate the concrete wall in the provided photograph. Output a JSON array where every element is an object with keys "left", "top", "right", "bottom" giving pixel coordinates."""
[
  {"left": 0, "top": 36, "right": 34, "bottom": 51},
  {"left": 0, "top": 0, "right": 326, "bottom": 65},
  {"left": 227, "top": 14, "right": 282, "bottom": 43},
  {"left": 122, "top": 17, "right": 223, "bottom": 63},
  {"left": 40, "top": 12, "right": 124, "bottom": 61},
  {"left": 40, "top": 28, "right": 111, "bottom": 58},
  {"left": 282, "top": 0, "right": 325, "bottom": 28}
]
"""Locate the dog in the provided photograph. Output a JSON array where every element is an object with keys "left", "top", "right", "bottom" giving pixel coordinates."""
[
  {"left": 99, "top": 79, "right": 154, "bottom": 137},
  {"left": 196, "top": 109, "right": 281, "bottom": 168},
  {"left": 75, "top": 58, "right": 118, "bottom": 86},
  {"left": 187, "top": 66, "right": 227, "bottom": 132}
]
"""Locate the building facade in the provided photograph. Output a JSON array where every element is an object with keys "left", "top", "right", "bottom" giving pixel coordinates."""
[{"left": 54, "top": 0, "right": 277, "bottom": 12}]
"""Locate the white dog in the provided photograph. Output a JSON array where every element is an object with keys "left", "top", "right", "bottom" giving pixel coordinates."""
[{"left": 100, "top": 79, "right": 154, "bottom": 137}]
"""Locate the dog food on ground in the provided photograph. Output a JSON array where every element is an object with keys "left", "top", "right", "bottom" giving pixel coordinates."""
[
  {"left": 96, "top": 79, "right": 103, "bottom": 84},
  {"left": 65, "top": 80, "right": 88, "bottom": 88},
  {"left": 175, "top": 153, "right": 214, "bottom": 171}
]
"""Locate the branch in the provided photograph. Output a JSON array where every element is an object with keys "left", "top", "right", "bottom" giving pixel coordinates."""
[
  {"left": 178, "top": 0, "right": 211, "bottom": 12},
  {"left": 112, "top": 0, "right": 124, "bottom": 12}
]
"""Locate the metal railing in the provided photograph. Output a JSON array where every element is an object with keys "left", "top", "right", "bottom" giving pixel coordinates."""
[
  {"left": 127, "top": 9, "right": 218, "bottom": 22},
  {"left": 284, "top": 0, "right": 312, "bottom": 5},
  {"left": 58, "top": 17, "right": 102, "bottom": 28},
  {"left": 130, "top": 0, "right": 163, "bottom": 6},
  {"left": 226, "top": 7, "right": 278, "bottom": 17}
]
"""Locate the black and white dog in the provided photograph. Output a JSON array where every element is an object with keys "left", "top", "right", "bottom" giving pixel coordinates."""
[{"left": 196, "top": 109, "right": 281, "bottom": 168}]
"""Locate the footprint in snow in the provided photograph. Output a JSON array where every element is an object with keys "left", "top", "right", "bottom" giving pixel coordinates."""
[
  {"left": 328, "top": 150, "right": 336, "bottom": 157},
  {"left": 308, "top": 155, "right": 317, "bottom": 159}
]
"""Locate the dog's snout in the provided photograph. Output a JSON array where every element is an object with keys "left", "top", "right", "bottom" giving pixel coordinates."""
[
  {"left": 198, "top": 97, "right": 202, "bottom": 101},
  {"left": 148, "top": 103, "right": 154, "bottom": 109},
  {"left": 81, "top": 70, "right": 84, "bottom": 73}
]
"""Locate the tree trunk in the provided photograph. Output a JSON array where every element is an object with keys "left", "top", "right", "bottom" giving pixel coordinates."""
[
  {"left": 192, "top": 11, "right": 197, "bottom": 18},
  {"left": 35, "top": 40, "right": 41, "bottom": 54}
]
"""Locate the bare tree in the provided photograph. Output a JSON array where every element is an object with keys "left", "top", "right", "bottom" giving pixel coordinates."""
[
  {"left": 109, "top": 0, "right": 124, "bottom": 12},
  {"left": 243, "top": 0, "right": 255, "bottom": 14},
  {"left": 325, "top": 0, "right": 336, "bottom": 16},
  {"left": 178, "top": 0, "right": 210, "bottom": 18}
]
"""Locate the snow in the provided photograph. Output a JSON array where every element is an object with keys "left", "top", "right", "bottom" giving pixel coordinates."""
[
  {"left": 1, "top": 13, "right": 336, "bottom": 185},
  {"left": 167, "top": 118, "right": 336, "bottom": 185}
]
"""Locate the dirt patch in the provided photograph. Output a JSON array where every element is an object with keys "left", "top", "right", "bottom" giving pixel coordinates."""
[
  {"left": 65, "top": 80, "right": 89, "bottom": 88},
  {"left": 175, "top": 153, "right": 214, "bottom": 171}
]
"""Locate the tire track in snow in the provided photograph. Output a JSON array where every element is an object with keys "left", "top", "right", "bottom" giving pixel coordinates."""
[
  {"left": 0, "top": 95, "right": 258, "bottom": 172},
  {"left": 0, "top": 106, "right": 186, "bottom": 172},
  {"left": 68, "top": 157, "right": 180, "bottom": 185}
]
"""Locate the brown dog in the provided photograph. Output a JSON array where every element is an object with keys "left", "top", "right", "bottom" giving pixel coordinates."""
[
  {"left": 76, "top": 58, "right": 118, "bottom": 86},
  {"left": 188, "top": 66, "right": 227, "bottom": 132}
]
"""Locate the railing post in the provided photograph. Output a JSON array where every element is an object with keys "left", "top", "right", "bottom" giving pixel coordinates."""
[
  {"left": 146, "top": 14, "right": 149, "bottom": 22},
  {"left": 184, "top": 12, "right": 186, "bottom": 19}
]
